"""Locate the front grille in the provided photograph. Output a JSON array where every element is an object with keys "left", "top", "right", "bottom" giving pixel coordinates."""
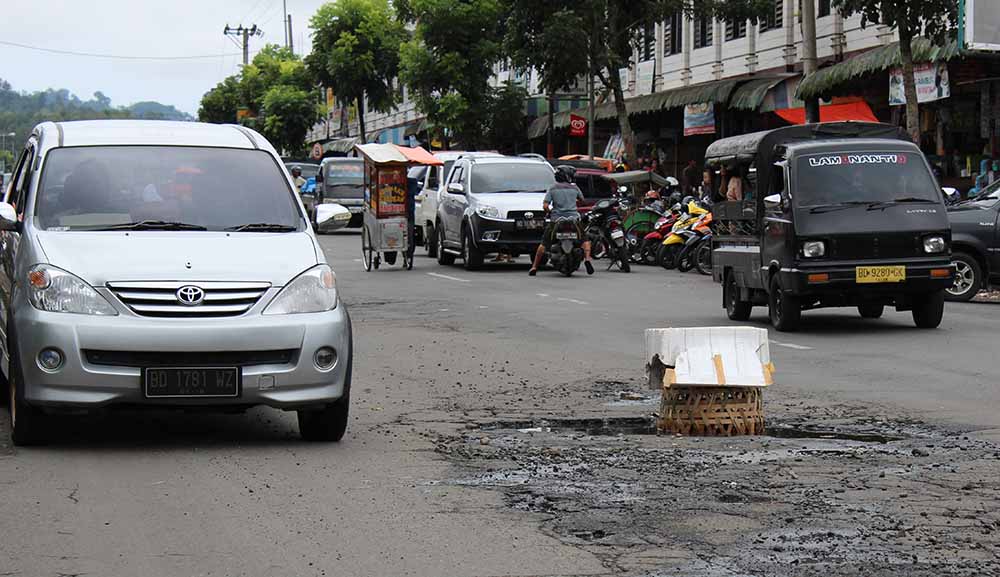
[
  {"left": 827, "top": 234, "right": 923, "bottom": 260},
  {"left": 507, "top": 210, "right": 544, "bottom": 221},
  {"left": 107, "top": 281, "right": 271, "bottom": 317},
  {"left": 84, "top": 349, "right": 297, "bottom": 367}
]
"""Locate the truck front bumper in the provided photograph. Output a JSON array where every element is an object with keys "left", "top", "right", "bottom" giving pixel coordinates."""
[{"left": 777, "top": 258, "right": 955, "bottom": 301}]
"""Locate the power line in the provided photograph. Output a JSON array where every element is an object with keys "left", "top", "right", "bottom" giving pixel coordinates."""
[{"left": 0, "top": 39, "right": 241, "bottom": 61}]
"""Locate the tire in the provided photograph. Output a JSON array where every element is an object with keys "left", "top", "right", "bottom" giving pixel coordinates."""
[
  {"left": 297, "top": 395, "right": 350, "bottom": 442},
  {"left": 725, "top": 272, "right": 752, "bottom": 321},
  {"left": 361, "top": 225, "right": 373, "bottom": 272},
  {"left": 912, "top": 290, "right": 945, "bottom": 329},
  {"left": 8, "top": 335, "right": 45, "bottom": 446},
  {"left": 858, "top": 303, "right": 884, "bottom": 319},
  {"left": 591, "top": 238, "right": 609, "bottom": 260},
  {"left": 695, "top": 241, "right": 713, "bottom": 276},
  {"left": 639, "top": 238, "right": 660, "bottom": 266},
  {"left": 677, "top": 250, "right": 694, "bottom": 272},
  {"left": 768, "top": 275, "right": 801, "bottom": 332},
  {"left": 658, "top": 243, "right": 680, "bottom": 270},
  {"left": 945, "top": 252, "right": 981, "bottom": 302},
  {"left": 462, "top": 226, "right": 484, "bottom": 271},
  {"left": 436, "top": 224, "right": 455, "bottom": 266},
  {"left": 618, "top": 245, "right": 631, "bottom": 273},
  {"left": 425, "top": 223, "right": 438, "bottom": 258}
]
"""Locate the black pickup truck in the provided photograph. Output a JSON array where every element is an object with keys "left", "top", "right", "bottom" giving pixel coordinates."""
[
  {"left": 710, "top": 123, "right": 955, "bottom": 331},
  {"left": 946, "top": 182, "right": 1000, "bottom": 301}
]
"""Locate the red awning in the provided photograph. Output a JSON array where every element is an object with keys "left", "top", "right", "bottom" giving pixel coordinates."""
[{"left": 774, "top": 101, "right": 879, "bottom": 125}]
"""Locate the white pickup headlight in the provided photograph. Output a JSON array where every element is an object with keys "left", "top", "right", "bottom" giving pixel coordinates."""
[
  {"left": 27, "top": 264, "right": 117, "bottom": 315},
  {"left": 263, "top": 264, "right": 338, "bottom": 315},
  {"left": 476, "top": 205, "right": 501, "bottom": 219},
  {"left": 923, "top": 235, "right": 946, "bottom": 254},
  {"left": 801, "top": 241, "right": 825, "bottom": 258}
]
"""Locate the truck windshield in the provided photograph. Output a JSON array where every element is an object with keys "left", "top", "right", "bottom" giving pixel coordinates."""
[
  {"left": 36, "top": 146, "right": 302, "bottom": 231},
  {"left": 326, "top": 162, "right": 363, "bottom": 184},
  {"left": 795, "top": 151, "right": 939, "bottom": 207},
  {"left": 471, "top": 163, "right": 555, "bottom": 194}
]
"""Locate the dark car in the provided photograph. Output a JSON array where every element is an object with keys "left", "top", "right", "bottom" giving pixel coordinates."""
[
  {"left": 946, "top": 181, "right": 1000, "bottom": 301},
  {"left": 318, "top": 157, "right": 365, "bottom": 227},
  {"left": 711, "top": 123, "right": 954, "bottom": 331}
]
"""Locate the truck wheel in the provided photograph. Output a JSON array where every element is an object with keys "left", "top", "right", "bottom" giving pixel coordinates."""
[
  {"left": 8, "top": 334, "right": 46, "bottom": 446},
  {"left": 725, "top": 273, "right": 752, "bottom": 321},
  {"left": 297, "top": 394, "right": 350, "bottom": 442},
  {"left": 945, "top": 253, "right": 981, "bottom": 302},
  {"left": 462, "top": 227, "right": 484, "bottom": 271},
  {"left": 425, "top": 223, "right": 438, "bottom": 258},
  {"left": 858, "top": 303, "right": 884, "bottom": 319},
  {"left": 769, "top": 276, "right": 801, "bottom": 332},
  {"left": 436, "top": 224, "right": 455, "bottom": 266},
  {"left": 912, "top": 291, "right": 945, "bottom": 329}
]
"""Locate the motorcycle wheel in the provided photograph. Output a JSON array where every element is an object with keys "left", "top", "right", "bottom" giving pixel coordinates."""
[
  {"left": 677, "top": 251, "right": 694, "bottom": 272},
  {"left": 590, "top": 236, "right": 609, "bottom": 260},
  {"left": 618, "top": 245, "right": 631, "bottom": 273},
  {"left": 639, "top": 239, "right": 659, "bottom": 266},
  {"left": 695, "top": 241, "right": 713, "bottom": 276},
  {"left": 658, "top": 244, "right": 680, "bottom": 270}
]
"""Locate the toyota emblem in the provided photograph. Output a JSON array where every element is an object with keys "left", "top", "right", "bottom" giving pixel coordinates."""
[
  {"left": 176, "top": 285, "right": 205, "bottom": 306},
  {"left": 524, "top": 212, "right": 534, "bottom": 220}
]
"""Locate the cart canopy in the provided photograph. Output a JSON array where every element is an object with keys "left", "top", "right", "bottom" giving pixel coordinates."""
[
  {"left": 601, "top": 170, "right": 669, "bottom": 188},
  {"left": 354, "top": 143, "right": 443, "bottom": 166}
]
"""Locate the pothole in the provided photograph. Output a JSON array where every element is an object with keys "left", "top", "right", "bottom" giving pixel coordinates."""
[{"left": 765, "top": 424, "right": 904, "bottom": 443}]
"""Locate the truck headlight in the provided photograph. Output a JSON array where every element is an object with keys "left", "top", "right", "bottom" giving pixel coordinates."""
[
  {"left": 801, "top": 241, "right": 825, "bottom": 258},
  {"left": 27, "top": 264, "right": 117, "bottom": 315},
  {"left": 263, "top": 264, "right": 338, "bottom": 315},
  {"left": 923, "top": 235, "right": 946, "bottom": 254},
  {"left": 476, "top": 205, "right": 501, "bottom": 219}
]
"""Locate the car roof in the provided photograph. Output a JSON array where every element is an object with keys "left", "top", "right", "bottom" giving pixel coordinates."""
[
  {"left": 465, "top": 156, "right": 548, "bottom": 167},
  {"left": 321, "top": 157, "right": 363, "bottom": 164},
  {"left": 47, "top": 120, "right": 262, "bottom": 149},
  {"left": 784, "top": 138, "right": 921, "bottom": 154}
]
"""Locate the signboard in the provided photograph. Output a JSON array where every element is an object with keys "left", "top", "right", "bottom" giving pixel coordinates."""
[
  {"left": 889, "top": 63, "right": 950, "bottom": 105},
  {"left": 310, "top": 143, "right": 323, "bottom": 161},
  {"left": 376, "top": 165, "right": 407, "bottom": 218},
  {"left": 236, "top": 108, "right": 251, "bottom": 122},
  {"left": 965, "top": 0, "right": 1000, "bottom": 52},
  {"left": 569, "top": 114, "right": 587, "bottom": 138},
  {"left": 683, "top": 103, "right": 715, "bottom": 136}
]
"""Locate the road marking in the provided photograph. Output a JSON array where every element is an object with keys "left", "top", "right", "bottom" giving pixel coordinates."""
[
  {"left": 427, "top": 272, "right": 471, "bottom": 283},
  {"left": 557, "top": 297, "right": 589, "bottom": 305},
  {"left": 536, "top": 293, "right": 549, "bottom": 297},
  {"left": 771, "top": 340, "right": 813, "bottom": 351}
]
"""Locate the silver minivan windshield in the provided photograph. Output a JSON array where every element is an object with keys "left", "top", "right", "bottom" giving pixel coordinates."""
[{"left": 35, "top": 146, "right": 303, "bottom": 232}]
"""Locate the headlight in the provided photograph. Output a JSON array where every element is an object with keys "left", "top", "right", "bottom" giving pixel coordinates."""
[
  {"left": 27, "top": 264, "right": 117, "bottom": 315},
  {"left": 263, "top": 264, "right": 338, "bottom": 315},
  {"left": 476, "top": 205, "right": 501, "bottom": 219},
  {"left": 801, "top": 241, "right": 826, "bottom": 258},
  {"left": 923, "top": 235, "right": 946, "bottom": 254}
]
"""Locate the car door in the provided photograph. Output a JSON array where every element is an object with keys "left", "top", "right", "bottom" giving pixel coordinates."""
[
  {"left": 441, "top": 163, "right": 467, "bottom": 244},
  {"left": 991, "top": 202, "right": 1000, "bottom": 275},
  {"left": 0, "top": 141, "right": 33, "bottom": 351},
  {"left": 760, "top": 162, "right": 792, "bottom": 288}
]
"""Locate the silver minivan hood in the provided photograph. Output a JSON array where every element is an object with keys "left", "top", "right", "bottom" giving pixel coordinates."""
[
  {"left": 472, "top": 192, "right": 547, "bottom": 218},
  {"left": 35, "top": 231, "right": 319, "bottom": 287}
]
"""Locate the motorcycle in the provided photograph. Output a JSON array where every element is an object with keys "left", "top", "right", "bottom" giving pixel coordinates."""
[
  {"left": 658, "top": 201, "right": 709, "bottom": 270},
  {"left": 582, "top": 194, "right": 631, "bottom": 272},
  {"left": 546, "top": 217, "right": 585, "bottom": 277},
  {"left": 677, "top": 211, "right": 714, "bottom": 273},
  {"left": 638, "top": 203, "right": 681, "bottom": 265}
]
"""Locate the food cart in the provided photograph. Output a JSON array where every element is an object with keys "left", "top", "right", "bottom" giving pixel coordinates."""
[
  {"left": 602, "top": 170, "right": 671, "bottom": 255},
  {"left": 354, "top": 143, "right": 443, "bottom": 271}
]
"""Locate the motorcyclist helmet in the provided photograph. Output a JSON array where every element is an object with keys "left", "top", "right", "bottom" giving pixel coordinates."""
[
  {"left": 291, "top": 166, "right": 302, "bottom": 176},
  {"left": 681, "top": 195, "right": 695, "bottom": 206},
  {"left": 667, "top": 192, "right": 682, "bottom": 206},
  {"left": 554, "top": 165, "right": 577, "bottom": 183},
  {"left": 644, "top": 190, "right": 660, "bottom": 202},
  {"left": 664, "top": 176, "right": 679, "bottom": 190}
]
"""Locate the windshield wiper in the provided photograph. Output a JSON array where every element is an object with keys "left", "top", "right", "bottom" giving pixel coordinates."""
[
  {"left": 866, "top": 197, "right": 937, "bottom": 211},
  {"left": 224, "top": 223, "right": 297, "bottom": 232},
  {"left": 808, "top": 201, "right": 870, "bottom": 214},
  {"left": 95, "top": 220, "right": 207, "bottom": 231}
]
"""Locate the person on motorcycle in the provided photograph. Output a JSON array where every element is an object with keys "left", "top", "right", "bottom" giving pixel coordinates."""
[
  {"left": 290, "top": 166, "right": 307, "bottom": 190},
  {"left": 643, "top": 190, "right": 665, "bottom": 213},
  {"left": 529, "top": 165, "right": 594, "bottom": 276}
]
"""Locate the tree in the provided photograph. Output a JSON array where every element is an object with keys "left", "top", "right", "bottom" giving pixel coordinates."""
[
  {"left": 505, "top": 0, "right": 772, "bottom": 165},
  {"left": 834, "top": 0, "right": 958, "bottom": 143},
  {"left": 198, "top": 76, "right": 241, "bottom": 123},
  {"left": 399, "top": 0, "right": 505, "bottom": 148},
  {"left": 306, "top": 0, "right": 408, "bottom": 143},
  {"left": 261, "top": 85, "right": 322, "bottom": 155},
  {"left": 485, "top": 82, "right": 529, "bottom": 152}
]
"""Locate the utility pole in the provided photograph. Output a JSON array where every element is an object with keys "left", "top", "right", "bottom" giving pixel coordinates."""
[
  {"left": 587, "top": 17, "right": 595, "bottom": 159},
  {"left": 224, "top": 24, "right": 262, "bottom": 66},
  {"left": 801, "top": 0, "right": 820, "bottom": 123},
  {"left": 288, "top": 15, "right": 294, "bottom": 55},
  {"left": 283, "top": 0, "right": 289, "bottom": 48}
]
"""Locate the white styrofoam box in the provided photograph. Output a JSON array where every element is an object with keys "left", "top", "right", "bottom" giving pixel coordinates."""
[
  {"left": 645, "top": 327, "right": 771, "bottom": 387},
  {"left": 379, "top": 218, "right": 407, "bottom": 250}
]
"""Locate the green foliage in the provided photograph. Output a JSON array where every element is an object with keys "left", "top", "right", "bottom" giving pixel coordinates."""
[
  {"left": 198, "top": 44, "right": 320, "bottom": 153},
  {"left": 485, "top": 82, "right": 529, "bottom": 150},
  {"left": 399, "top": 0, "right": 505, "bottom": 147},
  {"left": 833, "top": 0, "right": 957, "bottom": 45},
  {"left": 306, "top": 0, "right": 408, "bottom": 140}
]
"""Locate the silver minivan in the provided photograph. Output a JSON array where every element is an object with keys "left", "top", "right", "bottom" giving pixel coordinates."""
[{"left": 1, "top": 120, "right": 354, "bottom": 445}]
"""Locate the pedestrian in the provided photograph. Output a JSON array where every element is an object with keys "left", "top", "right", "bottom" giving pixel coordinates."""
[
  {"left": 718, "top": 166, "right": 731, "bottom": 201},
  {"left": 699, "top": 168, "right": 715, "bottom": 202},
  {"left": 682, "top": 159, "right": 698, "bottom": 195},
  {"left": 649, "top": 158, "right": 661, "bottom": 176}
]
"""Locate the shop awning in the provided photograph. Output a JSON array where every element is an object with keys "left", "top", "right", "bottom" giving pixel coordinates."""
[
  {"left": 773, "top": 101, "right": 879, "bottom": 125},
  {"left": 354, "top": 143, "right": 443, "bottom": 166},
  {"left": 796, "top": 37, "right": 960, "bottom": 100},
  {"left": 728, "top": 76, "right": 796, "bottom": 111}
]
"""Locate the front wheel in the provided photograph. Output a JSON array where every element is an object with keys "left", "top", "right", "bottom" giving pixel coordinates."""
[
  {"left": 298, "top": 395, "right": 350, "bottom": 442},
  {"left": 658, "top": 243, "right": 680, "bottom": 270},
  {"left": 9, "top": 337, "right": 45, "bottom": 446},
  {"left": 695, "top": 241, "right": 713, "bottom": 276},
  {"left": 462, "top": 227, "right": 484, "bottom": 271},
  {"left": 912, "top": 291, "right": 945, "bottom": 329},
  {"left": 945, "top": 253, "right": 981, "bottom": 302},
  {"left": 639, "top": 238, "right": 660, "bottom": 266},
  {"left": 769, "top": 275, "right": 801, "bottom": 332},
  {"left": 361, "top": 225, "right": 373, "bottom": 271},
  {"left": 437, "top": 224, "right": 456, "bottom": 266}
]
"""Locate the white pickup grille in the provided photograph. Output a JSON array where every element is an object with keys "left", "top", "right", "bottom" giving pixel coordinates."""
[{"left": 107, "top": 281, "right": 271, "bottom": 317}]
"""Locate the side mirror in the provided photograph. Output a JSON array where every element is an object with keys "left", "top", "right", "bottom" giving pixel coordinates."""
[
  {"left": 0, "top": 202, "right": 17, "bottom": 231},
  {"left": 618, "top": 185, "right": 628, "bottom": 194},
  {"left": 447, "top": 182, "right": 465, "bottom": 195},
  {"left": 942, "top": 187, "right": 959, "bottom": 204},
  {"left": 764, "top": 194, "right": 784, "bottom": 211},
  {"left": 315, "top": 203, "right": 351, "bottom": 233},
  {"left": 315, "top": 172, "right": 324, "bottom": 184}
]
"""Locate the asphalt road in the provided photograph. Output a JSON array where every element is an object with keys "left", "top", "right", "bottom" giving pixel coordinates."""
[{"left": 1, "top": 230, "right": 998, "bottom": 577}]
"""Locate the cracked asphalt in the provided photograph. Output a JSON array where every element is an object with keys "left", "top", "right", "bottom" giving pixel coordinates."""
[{"left": 1, "top": 231, "right": 999, "bottom": 576}]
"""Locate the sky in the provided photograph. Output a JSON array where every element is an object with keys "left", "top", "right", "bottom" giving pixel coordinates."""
[{"left": 0, "top": 0, "right": 330, "bottom": 115}]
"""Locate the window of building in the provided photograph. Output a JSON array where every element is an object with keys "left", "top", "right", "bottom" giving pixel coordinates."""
[
  {"left": 664, "top": 13, "right": 683, "bottom": 55},
  {"left": 725, "top": 18, "right": 747, "bottom": 41},
  {"left": 818, "top": 0, "right": 831, "bottom": 17},
  {"left": 759, "top": 0, "right": 783, "bottom": 32},
  {"left": 694, "top": 14, "right": 713, "bottom": 49},
  {"left": 640, "top": 22, "right": 655, "bottom": 61}
]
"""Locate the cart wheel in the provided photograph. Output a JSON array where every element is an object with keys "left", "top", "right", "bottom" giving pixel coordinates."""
[
  {"left": 362, "top": 225, "right": 373, "bottom": 271},
  {"left": 374, "top": 254, "right": 381, "bottom": 270}
]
